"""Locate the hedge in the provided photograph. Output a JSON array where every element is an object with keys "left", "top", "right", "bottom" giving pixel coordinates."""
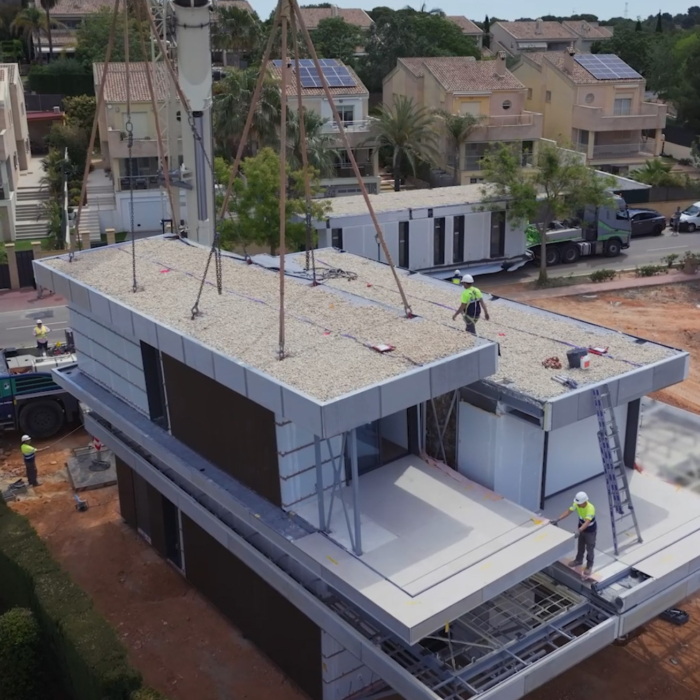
[
  {"left": 0, "top": 608, "right": 45, "bottom": 700},
  {"left": 0, "top": 498, "right": 142, "bottom": 700}
]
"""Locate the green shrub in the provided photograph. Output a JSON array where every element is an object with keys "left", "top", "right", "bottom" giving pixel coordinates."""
[
  {"left": 589, "top": 269, "right": 617, "bottom": 283},
  {"left": 661, "top": 253, "right": 680, "bottom": 268},
  {"left": 635, "top": 264, "right": 667, "bottom": 277},
  {"left": 131, "top": 689, "right": 168, "bottom": 700},
  {"left": 0, "top": 608, "right": 45, "bottom": 700},
  {"left": 0, "top": 499, "right": 142, "bottom": 700}
]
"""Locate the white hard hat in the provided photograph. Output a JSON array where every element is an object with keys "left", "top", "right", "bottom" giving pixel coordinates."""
[
  {"left": 21, "top": 435, "right": 31, "bottom": 442},
  {"left": 36, "top": 319, "right": 42, "bottom": 324},
  {"left": 454, "top": 269, "right": 461, "bottom": 276},
  {"left": 461, "top": 274, "right": 474, "bottom": 284},
  {"left": 574, "top": 491, "right": 588, "bottom": 505}
]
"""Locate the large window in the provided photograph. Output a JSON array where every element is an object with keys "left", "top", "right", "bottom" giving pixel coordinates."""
[
  {"left": 613, "top": 98, "right": 632, "bottom": 116},
  {"left": 331, "top": 228, "right": 343, "bottom": 249},
  {"left": 121, "top": 157, "right": 160, "bottom": 190},
  {"left": 453, "top": 216, "right": 465, "bottom": 263},
  {"left": 398, "top": 221, "right": 409, "bottom": 268},
  {"left": 140, "top": 341, "right": 169, "bottom": 430},
  {"left": 433, "top": 217, "right": 446, "bottom": 265},
  {"left": 338, "top": 106, "right": 354, "bottom": 125},
  {"left": 490, "top": 211, "right": 506, "bottom": 258}
]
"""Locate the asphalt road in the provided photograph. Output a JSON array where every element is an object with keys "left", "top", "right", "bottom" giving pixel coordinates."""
[
  {"left": 485, "top": 228, "right": 700, "bottom": 287},
  {"left": 0, "top": 305, "right": 71, "bottom": 350}
]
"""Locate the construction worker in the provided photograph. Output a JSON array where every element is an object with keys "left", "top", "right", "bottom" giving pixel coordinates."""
[
  {"left": 552, "top": 491, "right": 597, "bottom": 575},
  {"left": 33, "top": 320, "right": 50, "bottom": 355},
  {"left": 451, "top": 269, "right": 462, "bottom": 284},
  {"left": 452, "top": 274, "right": 489, "bottom": 335},
  {"left": 20, "top": 435, "right": 40, "bottom": 487}
]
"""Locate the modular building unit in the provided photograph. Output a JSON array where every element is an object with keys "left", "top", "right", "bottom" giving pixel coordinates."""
[
  {"left": 312, "top": 185, "right": 532, "bottom": 277},
  {"left": 33, "top": 240, "right": 699, "bottom": 700}
]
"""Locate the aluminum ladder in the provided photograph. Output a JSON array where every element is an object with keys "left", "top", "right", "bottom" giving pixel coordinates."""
[{"left": 592, "top": 385, "right": 643, "bottom": 555}]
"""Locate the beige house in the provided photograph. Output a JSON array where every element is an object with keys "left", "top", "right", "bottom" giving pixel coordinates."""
[
  {"left": 447, "top": 16, "right": 484, "bottom": 48},
  {"left": 0, "top": 64, "right": 30, "bottom": 242},
  {"left": 562, "top": 20, "right": 613, "bottom": 52},
  {"left": 267, "top": 60, "right": 380, "bottom": 196},
  {"left": 491, "top": 20, "right": 577, "bottom": 55},
  {"left": 383, "top": 54, "right": 543, "bottom": 185},
  {"left": 514, "top": 50, "right": 666, "bottom": 173},
  {"left": 298, "top": 6, "right": 373, "bottom": 30}
]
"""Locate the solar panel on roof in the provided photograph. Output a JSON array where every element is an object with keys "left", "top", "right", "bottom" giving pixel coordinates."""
[{"left": 574, "top": 54, "right": 642, "bottom": 80}]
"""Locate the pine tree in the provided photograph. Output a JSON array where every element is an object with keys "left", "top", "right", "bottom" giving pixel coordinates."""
[
  {"left": 483, "top": 15, "right": 491, "bottom": 48},
  {"left": 635, "top": 18, "right": 642, "bottom": 31},
  {"left": 655, "top": 11, "right": 663, "bottom": 32}
]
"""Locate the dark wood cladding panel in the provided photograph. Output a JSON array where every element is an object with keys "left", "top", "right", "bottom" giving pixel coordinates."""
[
  {"left": 181, "top": 514, "right": 322, "bottom": 700},
  {"left": 161, "top": 353, "right": 281, "bottom": 506},
  {"left": 148, "top": 485, "right": 167, "bottom": 558},
  {"left": 115, "top": 456, "right": 137, "bottom": 529}
]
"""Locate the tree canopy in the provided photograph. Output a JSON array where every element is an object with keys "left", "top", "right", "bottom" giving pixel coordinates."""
[
  {"left": 74, "top": 8, "right": 149, "bottom": 66},
  {"left": 310, "top": 17, "right": 363, "bottom": 65}
]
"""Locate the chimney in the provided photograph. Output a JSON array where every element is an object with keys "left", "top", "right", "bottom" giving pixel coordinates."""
[
  {"left": 330, "top": 4, "right": 338, "bottom": 17},
  {"left": 535, "top": 17, "right": 542, "bottom": 34},
  {"left": 496, "top": 50, "right": 506, "bottom": 77},
  {"left": 563, "top": 46, "right": 576, "bottom": 74}
]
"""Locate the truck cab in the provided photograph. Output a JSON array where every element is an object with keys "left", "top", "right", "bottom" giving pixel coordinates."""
[{"left": 0, "top": 346, "right": 80, "bottom": 439}]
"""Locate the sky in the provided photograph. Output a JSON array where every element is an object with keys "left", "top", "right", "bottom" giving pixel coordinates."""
[{"left": 254, "top": 0, "right": 694, "bottom": 22}]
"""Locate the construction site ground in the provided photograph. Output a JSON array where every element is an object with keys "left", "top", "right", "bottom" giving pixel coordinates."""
[{"left": 1, "top": 281, "right": 699, "bottom": 700}]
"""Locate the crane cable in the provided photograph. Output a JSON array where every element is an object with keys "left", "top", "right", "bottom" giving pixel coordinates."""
[{"left": 70, "top": 0, "right": 122, "bottom": 262}]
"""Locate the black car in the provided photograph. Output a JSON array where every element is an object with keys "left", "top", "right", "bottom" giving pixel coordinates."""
[{"left": 621, "top": 208, "right": 667, "bottom": 237}]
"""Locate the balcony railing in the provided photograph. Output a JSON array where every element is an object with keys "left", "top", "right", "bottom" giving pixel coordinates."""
[
  {"left": 572, "top": 103, "right": 666, "bottom": 131},
  {"left": 486, "top": 113, "right": 536, "bottom": 127},
  {"left": 463, "top": 152, "right": 533, "bottom": 171},
  {"left": 120, "top": 175, "right": 161, "bottom": 191},
  {"left": 575, "top": 142, "right": 655, "bottom": 158},
  {"left": 322, "top": 119, "right": 372, "bottom": 133}
]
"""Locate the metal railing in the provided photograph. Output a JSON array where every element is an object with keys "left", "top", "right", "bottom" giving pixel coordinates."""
[
  {"left": 120, "top": 175, "right": 161, "bottom": 191},
  {"left": 322, "top": 119, "right": 371, "bottom": 133},
  {"left": 590, "top": 143, "right": 654, "bottom": 158},
  {"left": 486, "top": 113, "right": 536, "bottom": 126},
  {"left": 463, "top": 152, "right": 533, "bottom": 171}
]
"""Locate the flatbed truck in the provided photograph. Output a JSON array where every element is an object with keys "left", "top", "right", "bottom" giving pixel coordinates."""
[
  {"left": 0, "top": 346, "right": 80, "bottom": 439},
  {"left": 527, "top": 196, "right": 632, "bottom": 266}
]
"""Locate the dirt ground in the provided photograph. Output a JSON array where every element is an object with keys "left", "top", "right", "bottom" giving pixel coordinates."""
[
  {"left": 0, "top": 429, "right": 305, "bottom": 700},
  {"left": 531, "top": 281, "right": 700, "bottom": 414}
]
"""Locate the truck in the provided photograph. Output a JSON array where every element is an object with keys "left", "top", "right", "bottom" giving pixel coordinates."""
[
  {"left": 527, "top": 196, "right": 632, "bottom": 266},
  {"left": 0, "top": 337, "right": 80, "bottom": 439}
]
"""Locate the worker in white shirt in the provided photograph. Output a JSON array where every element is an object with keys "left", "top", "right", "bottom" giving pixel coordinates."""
[{"left": 33, "top": 320, "right": 50, "bottom": 355}]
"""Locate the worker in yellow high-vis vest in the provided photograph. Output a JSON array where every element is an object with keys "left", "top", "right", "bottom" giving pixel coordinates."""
[
  {"left": 33, "top": 319, "right": 50, "bottom": 355},
  {"left": 552, "top": 491, "right": 597, "bottom": 575},
  {"left": 20, "top": 435, "right": 40, "bottom": 487},
  {"left": 452, "top": 274, "right": 490, "bottom": 335}
]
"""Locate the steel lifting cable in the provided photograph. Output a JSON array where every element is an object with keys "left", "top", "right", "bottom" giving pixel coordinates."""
[
  {"left": 70, "top": 0, "right": 122, "bottom": 262},
  {"left": 278, "top": 1, "right": 290, "bottom": 360},
  {"left": 124, "top": 4, "right": 139, "bottom": 293}
]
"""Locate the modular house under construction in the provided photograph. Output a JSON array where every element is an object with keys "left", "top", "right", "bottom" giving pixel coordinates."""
[{"left": 32, "top": 237, "right": 700, "bottom": 700}]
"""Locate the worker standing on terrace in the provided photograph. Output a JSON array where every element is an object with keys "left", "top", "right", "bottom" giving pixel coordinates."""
[
  {"left": 552, "top": 491, "right": 597, "bottom": 576},
  {"left": 452, "top": 274, "right": 489, "bottom": 335}
]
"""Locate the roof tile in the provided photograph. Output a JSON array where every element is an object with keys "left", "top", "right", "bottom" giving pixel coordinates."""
[
  {"left": 398, "top": 57, "right": 523, "bottom": 91},
  {"left": 526, "top": 51, "right": 643, "bottom": 84},
  {"left": 563, "top": 20, "right": 613, "bottom": 40},
  {"left": 267, "top": 60, "right": 368, "bottom": 96},
  {"left": 496, "top": 21, "right": 577, "bottom": 40},
  {"left": 93, "top": 63, "right": 170, "bottom": 103},
  {"left": 53, "top": 0, "right": 113, "bottom": 16},
  {"left": 299, "top": 7, "right": 373, "bottom": 29},
  {"left": 447, "top": 16, "right": 483, "bottom": 35}
]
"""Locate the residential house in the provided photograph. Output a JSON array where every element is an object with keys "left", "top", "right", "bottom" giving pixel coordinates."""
[
  {"left": 298, "top": 6, "right": 373, "bottom": 31},
  {"left": 92, "top": 62, "right": 185, "bottom": 234},
  {"left": 383, "top": 54, "right": 543, "bottom": 185},
  {"left": 267, "top": 59, "right": 380, "bottom": 196},
  {"left": 446, "top": 16, "right": 484, "bottom": 48},
  {"left": 0, "top": 64, "right": 30, "bottom": 242},
  {"left": 211, "top": 0, "right": 257, "bottom": 68},
  {"left": 514, "top": 50, "right": 666, "bottom": 173},
  {"left": 34, "top": 233, "right": 697, "bottom": 700},
  {"left": 491, "top": 19, "right": 577, "bottom": 55},
  {"left": 29, "top": 0, "right": 113, "bottom": 58},
  {"left": 563, "top": 20, "right": 613, "bottom": 52}
]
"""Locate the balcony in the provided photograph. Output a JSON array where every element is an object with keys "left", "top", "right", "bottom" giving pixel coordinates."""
[
  {"left": 119, "top": 175, "right": 162, "bottom": 191},
  {"left": 462, "top": 151, "right": 533, "bottom": 172},
  {"left": 107, "top": 128, "right": 160, "bottom": 159},
  {"left": 572, "top": 102, "right": 666, "bottom": 132},
  {"left": 320, "top": 119, "right": 374, "bottom": 148},
  {"left": 574, "top": 142, "right": 655, "bottom": 161},
  {"left": 469, "top": 111, "right": 543, "bottom": 142}
]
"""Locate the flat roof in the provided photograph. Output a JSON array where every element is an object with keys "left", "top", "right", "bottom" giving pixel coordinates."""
[
  {"left": 34, "top": 239, "right": 497, "bottom": 438},
  {"left": 319, "top": 184, "right": 492, "bottom": 218},
  {"left": 294, "top": 454, "right": 573, "bottom": 644}
]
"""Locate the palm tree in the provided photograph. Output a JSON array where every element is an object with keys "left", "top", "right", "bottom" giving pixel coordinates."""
[
  {"left": 11, "top": 7, "right": 48, "bottom": 61},
  {"left": 212, "top": 67, "right": 281, "bottom": 159},
  {"left": 286, "top": 109, "right": 340, "bottom": 179},
  {"left": 40, "top": 0, "right": 60, "bottom": 62},
  {"left": 630, "top": 158, "right": 680, "bottom": 186},
  {"left": 436, "top": 110, "right": 481, "bottom": 184},
  {"left": 367, "top": 95, "right": 440, "bottom": 191},
  {"left": 211, "top": 5, "right": 262, "bottom": 67}
]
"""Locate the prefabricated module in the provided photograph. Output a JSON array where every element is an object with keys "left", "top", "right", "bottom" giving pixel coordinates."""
[{"left": 33, "top": 238, "right": 699, "bottom": 700}]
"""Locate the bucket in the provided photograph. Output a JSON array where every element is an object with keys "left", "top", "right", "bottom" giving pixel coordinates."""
[{"left": 566, "top": 347, "right": 587, "bottom": 369}]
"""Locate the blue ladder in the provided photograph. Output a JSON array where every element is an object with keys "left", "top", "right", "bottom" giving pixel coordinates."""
[{"left": 592, "top": 385, "right": 643, "bottom": 555}]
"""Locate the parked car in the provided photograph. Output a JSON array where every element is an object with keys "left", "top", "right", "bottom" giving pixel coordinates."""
[
  {"left": 678, "top": 202, "right": 700, "bottom": 232},
  {"left": 619, "top": 208, "right": 666, "bottom": 236}
]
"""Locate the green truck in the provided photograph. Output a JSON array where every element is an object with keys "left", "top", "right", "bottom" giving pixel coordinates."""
[
  {"left": 0, "top": 346, "right": 80, "bottom": 439},
  {"left": 527, "top": 196, "right": 632, "bottom": 266}
]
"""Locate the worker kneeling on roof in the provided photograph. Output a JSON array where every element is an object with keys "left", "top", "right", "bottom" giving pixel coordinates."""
[
  {"left": 452, "top": 274, "right": 489, "bottom": 335},
  {"left": 552, "top": 491, "right": 597, "bottom": 576}
]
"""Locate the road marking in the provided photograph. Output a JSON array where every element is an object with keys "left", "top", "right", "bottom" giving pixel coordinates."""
[
  {"left": 6, "top": 322, "right": 69, "bottom": 330},
  {"left": 648, "top": 245, "right": 687, "bottom": 252}
]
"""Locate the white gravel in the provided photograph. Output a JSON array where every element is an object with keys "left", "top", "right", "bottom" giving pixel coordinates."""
[
  {"left": 44, "top": 239, "right": 479, "bottom": 401},
  {"left": 306, "top": 250, "right": 678, "bottom": 400}
]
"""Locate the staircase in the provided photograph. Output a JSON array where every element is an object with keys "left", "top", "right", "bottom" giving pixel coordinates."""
[{"left": 14, "top": 185, "right": 50, "bottom": 241}]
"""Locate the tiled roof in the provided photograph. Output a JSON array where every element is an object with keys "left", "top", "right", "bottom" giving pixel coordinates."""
[
  {"left": 496, "top": 20, "right": 577, "bottom": 40},
  {"left": 299, "top": 7, "right": 373, "bottom": 29},
  {"left": 526, "top": 51, "right": 643, "bottom": 84},
  {"left": 398, "top": 57, "right": 523, "bottom": 91},
  {"left": 266, "top": 61, "right": 368, "bottom": 96},
  {"left": 48, "top": 30, "right": 78, "bottom": 48},
  {"left": 52, "top": 0, "right": 113, "bottom": 16},
  {"left": 447, "top": 16, "right": 483, "bottom": 35},
  {"left": 215, "top": 0, "right": 255, "bottom": 12},
  {"left": 93, "top": 63, "right": 169, "bottom": 103},
  {"left": 563, "top": 20, "right": 613, "bottom": 40}
]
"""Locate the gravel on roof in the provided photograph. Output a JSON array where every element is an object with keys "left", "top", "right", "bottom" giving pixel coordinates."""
[
  {"left": 304, "top": 251, "right": 677, "bottom": 400},
  {"left": 44, "top": 239, "right": 481, "bottom": 402}
]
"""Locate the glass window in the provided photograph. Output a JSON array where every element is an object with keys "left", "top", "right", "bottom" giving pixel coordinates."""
[
  {"left": 398, "top": 221, "right": 409, "bottom": 268},
  {"left": 613, "top": 98, "right": 632, "bottom": 116},
  {"left": 502, "top": 100, "right": 512, "bottom": 110},
  {"left": 490, "top": 211, "right": 505, "bottom": 258},
  {"left": 683, "top": 205, "right": 699, "bottom": 215},
  {"left": 453, "top": 215, "right": 465, "bottom": 263},
  {"left": 545, "top": 90, "right": 552, "bottom": 103},
  {"left": 433, "top": 217, "right": 445, "bottom": 265},
  {"left": 331, "top": 228, "right": 343, "bottom": 249},
  {"left": 585, "top": 93, "right": 594, "bottom": 104},
  {"left": 339, "top": 106, "right": 354, "bottom": 125}
]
